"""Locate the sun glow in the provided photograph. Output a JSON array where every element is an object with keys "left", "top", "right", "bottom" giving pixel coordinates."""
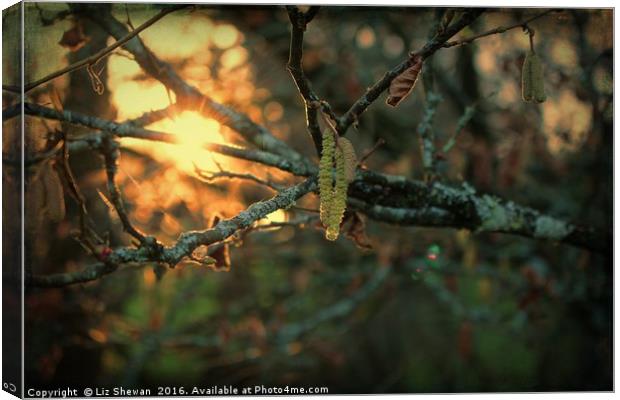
[
  {"left": 119, "top": 110, "right": 227, "bottom": 175},
  {"left": 104, "top": 10, "right": 274, "bottom": 232},
  {"left": 106, "top": 13, "right": 255, "bottom": 176}
]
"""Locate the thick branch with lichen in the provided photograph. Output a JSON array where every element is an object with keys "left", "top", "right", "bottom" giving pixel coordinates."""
[
  {"left": 7, "top": 7, "right": 610, "bottom": 291},
  {"left": 7, "top": 103, "right": 609, "bottom": 255},
  {"left": 28, "top": 178, "right": 316, "bottom": 287},
  {"left": 351, "top": 171, "right": 610, "bottom": 254}
]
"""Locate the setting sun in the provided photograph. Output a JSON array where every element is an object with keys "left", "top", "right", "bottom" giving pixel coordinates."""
[{"left": 120, "top": 111, "right": 227, "bottom": 174}]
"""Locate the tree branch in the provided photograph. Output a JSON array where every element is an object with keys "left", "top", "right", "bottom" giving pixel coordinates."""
[
  {"left": 28, "top": 178, "right": 316, "bottom": 287},
  {"left": 100, "top": 135, "right": 147, "bottom": 243},
  {"left": 195, "top": 168, "right": 284, "bottom": 191},
  {"left": 442, "top": 9, "right": 554, "bottom": 48},
  {"left": 9, "top": 102, "right": 317, "bottom": 176},
  {"left": 10, "top": 102, "right": 609, "bottom": 254},
  {"left": 27, "top": 262, "right": 119, "bottom": 288},
  {"left": 2, "top": 6, "right": 185, "bottom": 93},
  {"left": 417, "top": 91, "right": 442, "bottom": 180},
  {"left": 286, "top": 5, "right": 323, "bottom": 156},
  {"left": 337, "top": 9, "right": 485, "bottom": 135},
  {"left": 276, "top": 265, "right": 390, "bottom": 343},
  {"left": 75, "top": 4, "right": 305, "bottom": 163},
  {"left": 351, "top": 171, "right": 611, "bottom": 254}
]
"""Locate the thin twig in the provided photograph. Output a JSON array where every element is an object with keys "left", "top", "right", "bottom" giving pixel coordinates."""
[
  {"left": 28, "top": 178, "right": 317, "bottom": 287},
  {"left": 417, "top": 91, "right": 442, "bottom": 180},
  {"left": 248, "top": 215, "right": 318, "bottom": 232},
  {"left": 358, "top": 138, "right": 386, "bottom": 166},
  {"left": 8, "top": 102, "right": 610, "bottom": 255},
  {"left": 442, "top": 104, "right": 476, "bottom": 154},
  {"left": 85, "top": 6, "right": 306, "bottom": 164},
  {"left": 337, "top": 9, "right": 484, "bottom": 136},
  {"left": 442, "top": 9, "right": 554, "bottom": 48},
  {"left": 277, "top": 266, "right": 390, "bottom": 343},
  {"left": 57, "top": 132, "right": 102, "bottom": 254},
  {"left": 195, "top": 168, "right": 284, "bottom": 191},
  {"left": 286, "top": 5, "right": 324, "bottom": 156},
  {"left": 2, "top": 5, "right": 185, "bottom": 93},
  {"left": 100, "top": 135, "right": 147, "bottom": 243}
]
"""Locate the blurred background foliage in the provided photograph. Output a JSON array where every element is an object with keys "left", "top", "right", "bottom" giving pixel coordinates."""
[{"left": 3, "top": 3, "right": 612, "bottom": 392}]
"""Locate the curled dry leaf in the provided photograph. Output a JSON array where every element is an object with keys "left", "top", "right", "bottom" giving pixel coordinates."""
[
  {"left": 344, "top": 212, "right": 373, "bottom": 251},
  {"left": 49, "top": 87, "right": 64, "bottom": 112},
  {"left": 386, "top": 55, "right": 424, "bottom": 107},
  {"left": 58, "top": 22, "right": 89, "bottom": 52},
  {"left": 210, "top": 243, "right": 231, "bottom": 272}
]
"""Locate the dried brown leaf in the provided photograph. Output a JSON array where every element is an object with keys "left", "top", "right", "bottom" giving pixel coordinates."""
[
  {"left": 49, "top": 87, "right": 64, "bottom": 112},
  {"left": 386, "top": 55, "right": 423, "bottom": 107},
  {"left": 210, "top": 243, "right": 231, "bottom": 272},
  {"left": 58, "top": 22, "right": 89, "bottom": 52},
  {"left": 344, "top": 212, "right": 373, "bottom": 251}
]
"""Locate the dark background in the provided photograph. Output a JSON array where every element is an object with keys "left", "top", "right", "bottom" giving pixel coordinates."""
[{"left": 2, "top": 4, "right": 612, "bottom": 393}]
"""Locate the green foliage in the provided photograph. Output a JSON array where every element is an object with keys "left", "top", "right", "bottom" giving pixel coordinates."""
[{"left": 476, "top": 329, "right": 538, "bottom": 389}]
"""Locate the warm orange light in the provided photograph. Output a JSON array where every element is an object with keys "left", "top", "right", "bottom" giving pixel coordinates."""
[
  {"left": 212, "top": 24, "right": 240, "bottom": 49},
  {"left": 356, "top": 27, "right": 376, "bottom": 49},
  {"left": 88, "top": 329, "right": 108, "bottom": 344},
  {"left": 542, "top": 89, "right": 591, "bottom": 153},
  {"left": 120, "top": 111, "right": 227, "bottom": 174},
  {"left": 257, "top": 209, "right": 288, "bottom": 229},
  {"left": 143, "top": 268, "right": 156, "bottom": 288},
  {"left": 220, "top": 47, "right": 248, "bottom": 70},
  {"left": 112, "top": 81, "right": 175, "bottom": 120},
  {"left": 105, "top": 12, "right": 263, "bottom": 227}
]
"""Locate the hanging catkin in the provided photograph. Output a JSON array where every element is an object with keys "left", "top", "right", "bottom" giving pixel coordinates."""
[
  {"left": 318, "top": 129, "right": 354, "bottom": 241},
  {"left": 337, "top": 137, "right": 357, "bottom": 183},
  {"left": 325, "top": 147, "right": 348, "bottom": 241},
  {"left": 522, "top": 52, "right": 546, "bottom": 103},
  {"left": 319, "top": 129, "right": 336, "bottom": 225}
]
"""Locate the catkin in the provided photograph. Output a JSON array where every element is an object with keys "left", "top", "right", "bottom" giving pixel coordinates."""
[
  {"left": 522, "top": 52, "right": 546, "bottom": 103},
  {"left": 319, "top": 129, "right": 336, "bottom": 224},
  {"left": 318, "top": 130, "right": 353, "bottom": 241},
  {"left": 325, "top": 147, "right": 348, "bottom": 241},
  {"left": 338, "top": 137, "right": 357, "bottom": 183}
]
